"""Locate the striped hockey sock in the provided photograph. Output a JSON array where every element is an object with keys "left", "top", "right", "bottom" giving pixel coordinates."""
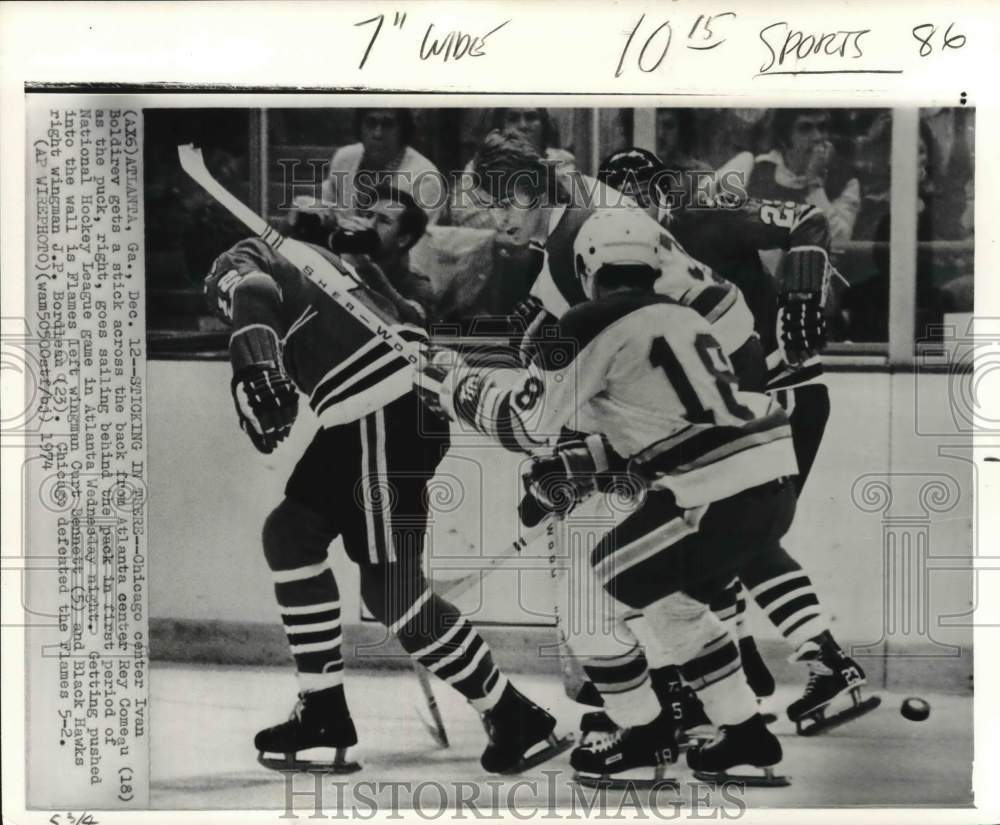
[
  {"left": 680, "top": 629, "right": 757, "bottom": 726},
  {"left": 272, "top": 562, "right": 345, "bottom": 693},
  {"left": 394, "top": 591, "right": 508, "bottom": 713},
  {"left": 582, "top": 641, "right": 661, "bottom": 728},
  {"left": 710, "top": 577, "right": 750, "bottom": 640},
  {"left": 747, "top": 565, "right": 828, "bottom": 652}
]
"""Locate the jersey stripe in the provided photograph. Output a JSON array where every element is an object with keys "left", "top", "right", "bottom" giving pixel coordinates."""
[
  {"left": 374, "top": 407, "right": 394, "bottom": 562},
  {"left": 361, "top": 413, "right": 382, "bottom": 565},
  {"left": 633, "top": 408, "right": 791, "bottom": 474},
  {"left": 314, "top": 357, "right": 411, "bottom": 417},
  {"left": 310, "top": 340, "right": 394, "bottom": 407},
  {"left": 630, "top": 408, "right": 797, "bottom": 507},
  {"left": 688, "top": 283, "right": 736, "bottom": 323}
]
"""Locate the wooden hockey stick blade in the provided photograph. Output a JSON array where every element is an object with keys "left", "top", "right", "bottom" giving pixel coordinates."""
[
  {"left": 177, "top": 143, "right": 420, "bottom": 367},
  {"left": 541, "top": 515, "right": 591, "bottom": 703},
  {"left": 412, "top": 663, "right": 449, "bottom": 748}
]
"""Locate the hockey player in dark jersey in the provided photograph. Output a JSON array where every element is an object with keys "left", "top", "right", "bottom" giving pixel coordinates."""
[
  {"left": 418, "top": 208, "right": 798, "bottom": 787},
  {"left": 599, "top": 148, "right": 880, "bottom": 736},
  {"left": 204, "top": 184, "right": 570, "bottom": 774}
]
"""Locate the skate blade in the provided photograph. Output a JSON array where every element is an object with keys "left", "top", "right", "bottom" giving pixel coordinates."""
[
  {"left": 796, "top": 692, "right": 882, "bottom": 737},
  {"left": 573, "top": 765, "right": 680, "bottom": 791},
  {"left": 257, "top": 747, "right": 362, "bottom": 774},
  {"left": 693, "top": 765, "right": 790, "bottom": 788},
  {"left": 501, "top": 733, "right": 575, "bottom": 775}
]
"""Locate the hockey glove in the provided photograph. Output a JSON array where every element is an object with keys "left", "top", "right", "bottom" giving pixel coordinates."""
[
  {"left": 517, "top": 488, "right": 554, "bottom": 529},
  {"left": 415, "top": 345, "right": 502, "bottom": 429},
  {"left": 229, "top": 326, "right": 298, "bottom": 453},
  {"left": 777, "top": 245, "right": 830, "bottom": 364},
  {"left": 778, "top": 298, "right": 826, "bottom": 364},
  {"left": 521, "top": 435, "right": 614, "bottom": 520}
]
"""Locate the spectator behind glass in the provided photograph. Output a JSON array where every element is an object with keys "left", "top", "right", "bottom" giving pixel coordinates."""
[
  {"left": 320, "top": 108, "right": 447, "bottom": 224},
  {"left": 841, "top": 119, "right": 971, "bottom": 342},
  {"left": 716, "top": 109, "right": 861, "bottom": 247},
  {"left": 655, "top": 109, "right": 711, "bottom": 174}
]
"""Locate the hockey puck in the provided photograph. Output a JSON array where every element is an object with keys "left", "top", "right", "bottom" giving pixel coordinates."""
[{"left": 900, "top": 697, "right": 931, "bottom": 721}]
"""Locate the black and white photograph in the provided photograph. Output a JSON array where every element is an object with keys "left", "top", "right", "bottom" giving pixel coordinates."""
[
  {"left": 4, "top": 2, "right": 999, "bottom": 823},
  {"left": 143, "top": 101, "right": 976, "bottom": 808}
]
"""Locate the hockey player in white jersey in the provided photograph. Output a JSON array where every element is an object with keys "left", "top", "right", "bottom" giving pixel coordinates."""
[
  {"left": 598, "top": 147, "right": 880, "bottom": 736},
  {"left": 419, "top": 209, "right": 799, "bottom": 786}
]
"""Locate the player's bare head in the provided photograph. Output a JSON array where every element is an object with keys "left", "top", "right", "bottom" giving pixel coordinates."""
[
  {"left": 474, "top": 129, "right": 552, "bottom": 207},
  {"left": 574, "top": 209, "right": 661, "bottom": 300},
  {"left": 333, "top": 183, "right": 427, "bottom": 260},
  {"left": 370, "top": 184, "right": 427, "bottom": 252}
]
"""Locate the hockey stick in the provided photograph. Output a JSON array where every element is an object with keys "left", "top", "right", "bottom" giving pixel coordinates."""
[
  {"left": 177, "top": 144, "right": 422, "bottom": 368},
  {"left": 433, "top": 514, "right": 554, "bottom": 603},
  {"left": 412, "top": 662, "right": 450, "bottom": 748},
  {"left": 545, "top": 516, "right": 592, "bottom": 703}
]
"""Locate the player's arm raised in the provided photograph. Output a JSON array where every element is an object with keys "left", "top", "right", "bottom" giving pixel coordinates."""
[
  {"left": 205, "top": 244, "right": 299, "bottom": 454},
  {"left": 756, "top": 201, "right": 833, "bottom": 363}
]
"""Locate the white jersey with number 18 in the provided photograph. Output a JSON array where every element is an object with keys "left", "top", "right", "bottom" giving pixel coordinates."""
[{"left": 466, "top": 291, "right": 798, "bottom": 508}]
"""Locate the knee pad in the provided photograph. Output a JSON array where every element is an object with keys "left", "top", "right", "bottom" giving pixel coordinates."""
[
  {"left": 261, "top": 497, "right": 336, "bottom": 570},
  {"left": 627, "top": 593, "right": 726, "bottom": 667}
]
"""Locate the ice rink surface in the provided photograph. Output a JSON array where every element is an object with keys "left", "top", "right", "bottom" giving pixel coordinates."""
[{"left": 151, "top": 663, "right": 973, "bottom": 811}]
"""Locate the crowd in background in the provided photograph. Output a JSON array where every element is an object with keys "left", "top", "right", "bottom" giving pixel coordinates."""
[{"left": 144, "top": 106, "right": 975, "bottom": 344}]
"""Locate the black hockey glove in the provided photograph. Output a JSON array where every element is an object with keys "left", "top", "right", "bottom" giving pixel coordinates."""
[
  {"left": 778, "top": 297, "right": 826, "bottom": 364},
  {"left": 229, "top": 326, "right": 299, "bottom": 453},
  {"left": 521, "top": 435, "right": 612, "bottom": 520},
  {"left": 777, "top": 245, "right": 830, "bottom": 364}
]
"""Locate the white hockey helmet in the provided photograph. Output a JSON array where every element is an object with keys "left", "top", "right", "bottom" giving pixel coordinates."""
[{"left": 573, "top": 209, "right": 661, "bottom": 299}]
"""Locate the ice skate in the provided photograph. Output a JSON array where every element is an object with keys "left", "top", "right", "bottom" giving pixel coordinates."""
[
  {"left": 254, "top": 685, "right": 361, "bottom": 773},
  {"left": 687, "top": 713, "right": 789, "bottom": 787},
  {"left": 650, "top": 666, "right": 712, "bottom": 745},
  {"left": 480, "top": 683, "right": 573, "bottom": 774},
  {"left": 787, "top": 634, "right": 881, "bottom": 736},
  {"left": 571, "top": 710, "right": 680, "bottom": 790},
  {"left": 576, "top": 707, "right": 625, "bottom": 756}
]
